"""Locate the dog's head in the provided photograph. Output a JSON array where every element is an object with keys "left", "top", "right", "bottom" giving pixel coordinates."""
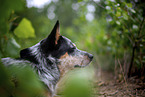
[{"left": 20, "top": 21, "right": 93, "bottom": 76}]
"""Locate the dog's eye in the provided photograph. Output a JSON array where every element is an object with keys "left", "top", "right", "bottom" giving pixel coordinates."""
[
  {"left": 68, "top": 46, "right": 76, "bottom": 53},
  {"left": 68, "top": 49, "right": 74, "bottom": 53},
  {"left": 72, "top": 46, "right": 76, "bottom": 49}
]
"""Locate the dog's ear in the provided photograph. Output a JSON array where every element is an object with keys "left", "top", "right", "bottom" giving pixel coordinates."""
[
  {"left": 41, "top": 20, "right": 61, "bottom": 51},
  {"left": 47, "top": 20, "right": 60, "bottom": 45}
]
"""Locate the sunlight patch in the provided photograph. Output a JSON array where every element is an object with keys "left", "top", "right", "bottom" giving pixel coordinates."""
[{"left": 26, "top": 0, "right": 51, "bottom": 8}]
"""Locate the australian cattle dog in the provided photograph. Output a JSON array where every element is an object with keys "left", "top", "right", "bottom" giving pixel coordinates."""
[{"left": 2, "top": 21, "right": 93, "bottom": 97}]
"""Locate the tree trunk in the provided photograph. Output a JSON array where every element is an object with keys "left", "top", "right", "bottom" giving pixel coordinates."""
[{"left": 128, "top": 46, "right": 136, "bottom": 78}]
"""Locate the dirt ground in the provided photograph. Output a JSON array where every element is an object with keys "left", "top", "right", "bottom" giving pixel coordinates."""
[{"left": 94, "top": 70, "right": 145, "bottom": 97}]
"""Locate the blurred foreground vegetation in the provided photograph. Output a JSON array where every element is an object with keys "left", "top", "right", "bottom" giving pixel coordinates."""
[{"left": 0, "top": 0, "right": 145, "bottom": 96}]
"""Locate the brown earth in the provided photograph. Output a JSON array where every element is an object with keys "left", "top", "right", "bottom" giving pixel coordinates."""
[{"left": 94, "top": 70, "right": 145, "bottom": 97}]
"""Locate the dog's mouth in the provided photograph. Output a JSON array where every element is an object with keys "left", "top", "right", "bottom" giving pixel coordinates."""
[
  {"left": 74, "top": 60, "right": 84, "bottom": 68},
  {"left": 74, "top": 64, "right": 85, "bottom": 68},
  {"left": 74, "top": 60, "right": 91, "bottom": 68}
]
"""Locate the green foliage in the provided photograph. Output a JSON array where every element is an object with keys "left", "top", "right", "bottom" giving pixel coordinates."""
[
  {"left": 105, "top": 0, "right": 145, "bottom": 74},
  {"left": 0, "top": 0, "right": 24, "bottom": 34},
  {"left": 0, "top": 63, "right": 45, "bottom": 97},
  {"left": 14, "top": 18, "right": 35, "bottom": 38},
  {"left": 7, "top": 65, "right": 44, "bottom": 97},
  {"left": 0, "top": 0, "right": 43, "bottom": 97},
  {"left": 0, "top": 63, "right": 12, "bottom": 97},
  {"left": 4, "top": 37, "right": 20, "bottom": 57},
  {"left": 63, "top": 69, "right": 93, "bottom": 97},
  {"left": 0, "top": 0, "right": 36, "bottom": 58}
]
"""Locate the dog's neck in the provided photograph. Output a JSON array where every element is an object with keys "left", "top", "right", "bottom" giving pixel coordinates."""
[{"left": 29, "top": 43, "right": 60, "bottom": 93}]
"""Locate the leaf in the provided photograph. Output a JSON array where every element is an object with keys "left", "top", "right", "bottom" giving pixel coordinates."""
[
  {"left": 116, "top": 21, "right": 121, "bottom": 25},
  {"left": 123, "top": 12, "right": 128, "bottom": 20},
  {"left": 78, "top": 0, "right": 83, "bottom": 2},
  {"left": 106, "top": 6, "right": 111, "bottom": 10},
  {"left": 7, "top": 65, "right": 44, "bottom": 97},
  {"left": 14, "top": 18, "right": 35, "bottom": 38},
  {"left": 133, "top": 25, "right": 138, "bottom": 30},
  {"left": 126, "top": 3, "right": 132, "bottom": 8},
  {"left": 130, "top": 9, "right": 136, "bottom": 13},
  {"left": 0, "top": 0, "right": 24, "bottom": 33},
  {"left": 63, "top": 69, "right": 92, "bottom": 97},
  {"left": 116, "top": 11, "right": 121, "bottom": 17},
  {"left": 5, "top": 37, "right": 20, "bottom": 57}
]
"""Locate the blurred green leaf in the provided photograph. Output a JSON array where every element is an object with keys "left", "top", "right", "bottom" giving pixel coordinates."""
[
  {"left": 116, "top": 21, "right": 121, "bottom": 25},
  {"left": 14, "top": 18, "right": 35, "bottom": 38},
  {"left": 64, "top": 69, "right": 92, "bottom": 97},
  {"left": 123, "top": 12, "right": 128, "bottom": 20},
  {"left": 0, "top": 0, "right": 24, "bottom": 33},
  {"left": 78, "top": 0, "right": 83, "bottom": 2},
  {"left": 130, "top": 9, "right": 136, "bottom": 13},
  {"left": 7, "top": 65, "right": 44, "bottom": 97},
  {"left": 106, "top": 6, "right": 111, "bottom": 10},
  {"left": 5, "top": 37, "right": 20, "bottom": 57},
  {"left": 0, "top": 62, "right": 45, "bottom": 97},
  {"left": 116, "top": 11, "right": 121, "bottom": 17},
  {"left": 126, "top": 3, "right": 132, "bottom": 8},
  {"left": 78, "top": 0, "right": 88, "bottom": 2},
  {"left": 133, "top": 25, "right": 138, "bottom": 30},
  {"left": 0, "top": 64, "right": 13, "bottom": 97}
]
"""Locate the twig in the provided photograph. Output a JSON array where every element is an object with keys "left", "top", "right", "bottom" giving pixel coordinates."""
[
  {"left": 95, "top": 3, "right": 105, "bottom": 9},
  {"left": 96, "top": 91, "right": 118, "bottom": 96},
  {"left": 118, "top": 59, "right": 128, "bottom": 91},
  {"left": 114, "top": 56, "right": 117, "bottom": 79},
  {"left": 91, "top": 0, "right": 105, "bottom": 9},
  {"left": 127, "top": 35, "right": 134, "bottom": 46},
  {"left": 138, "top": 18, "right": 145, "bottom": 37},
  {"left": 124, "top": 23, "right": 135, "bottom": 43}
]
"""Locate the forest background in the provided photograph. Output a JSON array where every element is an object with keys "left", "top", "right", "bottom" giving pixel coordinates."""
[{"left": 0, "top": 0, "right": 145, "bottom": 97}]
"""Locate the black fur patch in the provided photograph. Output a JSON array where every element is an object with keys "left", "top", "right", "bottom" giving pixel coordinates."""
[{"left": 20, "top": 48, "right": 38, "bottom": 64}]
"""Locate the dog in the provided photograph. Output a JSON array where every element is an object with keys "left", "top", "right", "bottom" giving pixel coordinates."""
[{"left": 2, "top": 21, "right": 93, "bottom": 97}]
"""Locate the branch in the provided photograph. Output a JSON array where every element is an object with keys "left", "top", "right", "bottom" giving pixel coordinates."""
[
  {"left": 92, "top": 0, "right": 105, "bottom": 9},
  {"left": 138, "top": 17, "right": 145, "bottom": 37}
]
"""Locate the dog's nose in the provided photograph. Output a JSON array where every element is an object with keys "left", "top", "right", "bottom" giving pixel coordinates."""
[
  {"left": 85, "top": 53, "right": 93, "bottom": 61},
  {"left": 88, "top": 54, "right": 93, "bottom": 61}
]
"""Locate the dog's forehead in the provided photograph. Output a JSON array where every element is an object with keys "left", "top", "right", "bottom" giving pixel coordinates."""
[{"left": 62, "top": 36, "right": 73, "bottom": 44}]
